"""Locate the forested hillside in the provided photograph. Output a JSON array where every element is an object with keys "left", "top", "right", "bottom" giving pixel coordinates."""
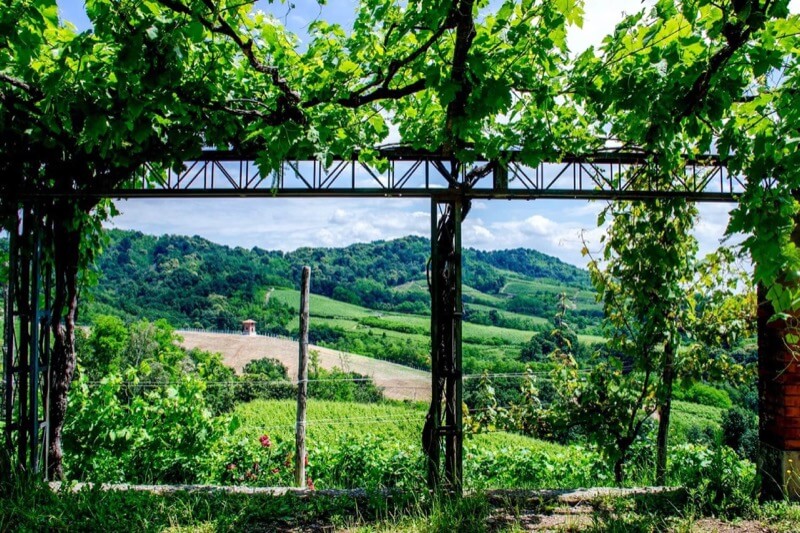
[{"left": 80, "top": 229, "right": 598, "bottom": 333}]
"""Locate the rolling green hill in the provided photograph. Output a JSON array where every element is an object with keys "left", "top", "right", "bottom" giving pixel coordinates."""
[
  {"left": 81, "top": 229, "right": 604, "bottom": 372},
  {"left": 84, "top": 230, "right": 598, "bottom": 326}
]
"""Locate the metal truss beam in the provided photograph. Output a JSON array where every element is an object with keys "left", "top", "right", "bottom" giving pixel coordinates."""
[{"left": 20, "top": 149, "right": 741, "bottom": 201}]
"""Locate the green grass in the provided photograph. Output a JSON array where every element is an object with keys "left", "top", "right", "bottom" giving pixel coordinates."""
[
  {"left": 467, "top": 302, "right": 550, "bottom": 325},
  {"left": 579, "top": 334, "right": 607, "bottom": 344},
  {"left": 0, "top": 477, "right": 412, "bottom": 532},
  {"left": 467, "top": 431, "right": 573, "bottom": 456},
  {"left": 6, "top": 477, "right": 800, "bottom": 533},
  {"left": 462, "top": 285, "right": 509, "bottom": 306}
]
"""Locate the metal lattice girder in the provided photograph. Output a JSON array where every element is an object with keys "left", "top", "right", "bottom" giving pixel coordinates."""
[{"left": 21, "top": 149, "right": 740, "bottom": 201}]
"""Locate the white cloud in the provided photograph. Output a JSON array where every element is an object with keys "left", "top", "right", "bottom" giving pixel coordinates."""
[
  {"left": 461, "top": 209, "right": 606, "bottom": 266},
  {"left": 329, "top": 208, "right": 350, "bottom": 224},
  {"left": 568, "top": 1, "right": 657, "bottom": 54},
  {"left": 109, "top": 194, "right": 738, "bottom": 271}
]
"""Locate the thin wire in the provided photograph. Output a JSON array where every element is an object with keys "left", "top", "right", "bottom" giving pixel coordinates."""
[{"left": 80, "top": 368, "right": 612, "bottom": 388}]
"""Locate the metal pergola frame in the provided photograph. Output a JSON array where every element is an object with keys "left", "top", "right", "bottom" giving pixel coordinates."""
[{"left": 3, "top": 148, "right": 739, "bottom": 489}]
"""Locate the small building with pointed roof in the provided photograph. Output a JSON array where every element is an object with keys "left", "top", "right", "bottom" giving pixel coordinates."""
[{"left": 241, "top": 319, "right": 256, "bottom": 336}]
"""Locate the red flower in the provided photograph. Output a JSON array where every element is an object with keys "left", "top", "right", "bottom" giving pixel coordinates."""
[
  {"left": 271, "top": 468, "right": 280, "bottom": 474},
  {"left": 259, "top": 434, "right": 272, "bottom": 448},
  {"left": 306, "top": 476, "right": 315, "bottom": 490}
]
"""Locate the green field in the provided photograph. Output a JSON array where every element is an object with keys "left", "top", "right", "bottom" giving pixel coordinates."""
[
  {"left": 272, "top": 287, "right": 603, "bottom": 360},
  {"left": 235, "top": 398, "right": 425, "bottom": 444}
]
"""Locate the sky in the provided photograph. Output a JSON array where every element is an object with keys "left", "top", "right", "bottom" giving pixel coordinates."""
[{"left": 54, "top": 0, "right": 788, "bottom": 266}]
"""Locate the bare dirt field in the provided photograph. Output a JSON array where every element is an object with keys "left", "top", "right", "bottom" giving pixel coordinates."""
[{"left": 178, "top": 330, "right": 431, "bottom": 402}]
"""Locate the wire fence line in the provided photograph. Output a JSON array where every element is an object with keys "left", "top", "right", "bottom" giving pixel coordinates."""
[
  {"left": 175, "top": 328, "right": 622, "bottom": 376},
  {"left": 178, "top": 327, "right": 300, "bottom": 343},
  {"left": 79, "top": 368, "right": 607, "bottom": 388}
]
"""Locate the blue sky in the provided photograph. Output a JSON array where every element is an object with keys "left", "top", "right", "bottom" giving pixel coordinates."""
[{"left": 55, "top": 0, "right": 775, "bottom": 266}]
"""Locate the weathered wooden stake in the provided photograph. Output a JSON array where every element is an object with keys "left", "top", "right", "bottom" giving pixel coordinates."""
[{"left": 295, "top": 266, "right": 311, "bottom": 488}]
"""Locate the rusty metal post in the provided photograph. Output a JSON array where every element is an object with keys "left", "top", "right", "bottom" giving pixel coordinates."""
[{"left": 424, "top": 196, "right": 464, "bottom": 493}]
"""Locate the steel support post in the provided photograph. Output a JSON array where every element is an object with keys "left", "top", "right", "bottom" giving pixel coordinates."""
[
  {"left": 425, "top": 197, "right": 463, "bottom": 492},
  {"left": 426, "top": 199, "right": 442, "bottom": 489},
  {"left": 2, "top": 206, "right": 51, "bottom": 479},
  {"left": 3, "top": 218, "right": 18, "bottom": 469}
]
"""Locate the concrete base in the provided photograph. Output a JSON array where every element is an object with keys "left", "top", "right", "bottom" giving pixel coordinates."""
[{"left": 760, "top": 443, "right": 800, "bottom": 500}]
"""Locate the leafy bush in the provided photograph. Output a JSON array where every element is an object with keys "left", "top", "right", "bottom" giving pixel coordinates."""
[
  {"left": 63, "top": 374, "right": 225, "bottom": 483},
  {"left": 235, "top": 357, "right": 296, "bottom": 403},
  {"left": 668, "top": 443, "right": 757, "bottom": 516},
  {"left": 674, "top": 382, "right": 732, "bottom": 409},
  {"left": 206, "top": 432, "right": 296, "bottom": 487},
  {"left": 243, "top": 357, "right": 290, "bottom": 380},
  {"left": 185, "top": 347, "right": 238, "bottom": 415},
  {"left": 234, "top": 375, "right": 296, "bottom": 403},
  {"left": 308, "top": 367, "right": 384, "bottom": 403},
  {"left": 465, "top": 443, "right": 611, "bottom": 489},
  {"left": 64, "top": 316, "right": 246, "bottom": 481},
  {"left": 312, "top": 436, "right": 424, "bottom": 490},
  {"left": 721, "top": 407, "right": 759, "bottom": 462}
]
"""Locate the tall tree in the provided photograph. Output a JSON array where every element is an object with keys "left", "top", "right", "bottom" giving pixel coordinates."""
[{"left": 590, "top": 199, "right": 698, "bottom": 484}]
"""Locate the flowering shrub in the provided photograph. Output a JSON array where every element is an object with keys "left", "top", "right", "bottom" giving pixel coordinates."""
[{"left": 207, "top": 432, "right": 295, "bottom": 486}]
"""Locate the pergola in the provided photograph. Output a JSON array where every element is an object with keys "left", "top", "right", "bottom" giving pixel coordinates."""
[{"left": 4, "top": 147, "right": 796, "bottom": 496}]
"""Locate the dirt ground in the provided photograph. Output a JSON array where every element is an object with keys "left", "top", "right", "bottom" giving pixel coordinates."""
[{"left": 178, "top": 330, "right": 431, "bottom": 402}]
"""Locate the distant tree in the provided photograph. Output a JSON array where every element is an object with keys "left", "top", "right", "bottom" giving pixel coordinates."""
[{"left": 243, "top": 358, "right": 290, "bottom": 381}]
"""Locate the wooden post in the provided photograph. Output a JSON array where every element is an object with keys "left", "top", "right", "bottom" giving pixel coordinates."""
[{"left": 295, "top": 266, "right": 310, "bottom": 488}]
